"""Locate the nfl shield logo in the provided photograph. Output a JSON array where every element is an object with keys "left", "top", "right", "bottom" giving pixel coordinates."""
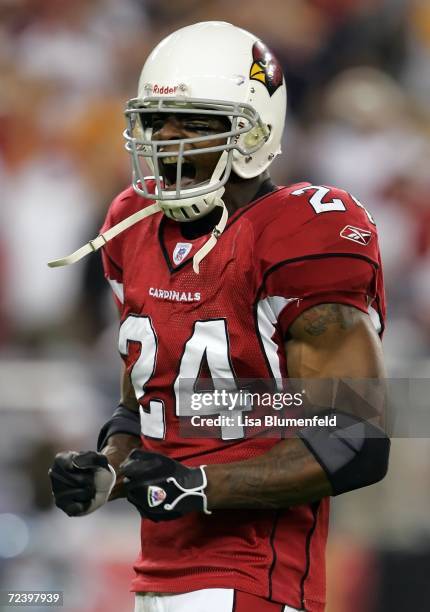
[
  {"left": 147, "top": 485, "right": 167, "bottom": 508},
  {"left": 173, "top": 242, "right": 192, "bottom": 264}
]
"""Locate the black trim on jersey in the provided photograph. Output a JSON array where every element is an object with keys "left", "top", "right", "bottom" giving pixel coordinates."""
[
  {"left": 158, "top": 184, "right": 285, "bottom": 275},
  {"left": 299, "top": 501, "right": 320, "bottom": 611},
  {"left": 268, "top": 511, "right": 280, "bottom": 600},
  {"left": 232, "top": 590, "right": 237, "bottom": 612},
  {"left": 256, "top": 252, "right": 380, "bottom": 302},
  {"left": 158, "top": 216, "right": 195, "bottom": 273}
]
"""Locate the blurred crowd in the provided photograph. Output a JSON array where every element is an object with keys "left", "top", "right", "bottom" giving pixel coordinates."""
[
  {"left": 1, "top": 1, "right": 430, "bottom": 611},
  {"left": 1, "top": 0, "right": 430, "bottom": 367}
]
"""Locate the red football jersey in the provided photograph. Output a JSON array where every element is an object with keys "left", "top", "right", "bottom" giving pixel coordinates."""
[{"left": 101, "top": 181, "right": 385, "bottom": 612}]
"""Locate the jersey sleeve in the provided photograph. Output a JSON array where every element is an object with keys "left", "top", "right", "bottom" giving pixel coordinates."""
[
  {"left": 255, "top": 185, "right": 386, "bottom": 335},
  {"left": 99, "top": 181, "right": 157, "bottom": 314},
  {"left": 100, "top": 193, "right": 127, "bottom": 314}
]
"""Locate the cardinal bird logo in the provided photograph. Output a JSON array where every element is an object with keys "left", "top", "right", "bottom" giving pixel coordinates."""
[{"left": 249, "top": 41, "right": 283, "bottom": 97}]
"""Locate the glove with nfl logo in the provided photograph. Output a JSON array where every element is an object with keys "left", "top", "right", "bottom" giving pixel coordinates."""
[
  {"left": 49, "top": 451, "right": 116, "bottom": 517},
  {"left": 120, "top": 450, "right": 211, "bottom": 522}
]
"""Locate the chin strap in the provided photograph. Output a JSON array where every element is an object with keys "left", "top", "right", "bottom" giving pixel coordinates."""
[
  {"left": 47, "top": 202, "right": 161, "bottom": 267},
  {"left": 47, "top": 197, "right": 228, "bottom": 274},
  {"left": 192, "top": 200, "right": 228, "bottom": 273}
]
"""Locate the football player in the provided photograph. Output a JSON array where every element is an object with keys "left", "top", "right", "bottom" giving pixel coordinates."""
[{"left": 48, "top": 22, "right": 389, "bottom": 612}]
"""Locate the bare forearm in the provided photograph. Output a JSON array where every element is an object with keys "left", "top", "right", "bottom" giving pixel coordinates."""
[
  {"left": 102, "top": 433, "right": 141, "bottom": 500},
  {"left": 205, "top": 438, "right": 331, "bottom": 509}
]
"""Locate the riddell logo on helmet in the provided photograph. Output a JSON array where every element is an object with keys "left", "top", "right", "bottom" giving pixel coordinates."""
[{"left": 152, "top": 85, "right": 178, "bottom": 94}]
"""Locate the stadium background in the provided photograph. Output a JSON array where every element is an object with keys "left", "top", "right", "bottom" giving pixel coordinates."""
[{"left": 1, "top": 1, "right": 430, "bottom": 610}]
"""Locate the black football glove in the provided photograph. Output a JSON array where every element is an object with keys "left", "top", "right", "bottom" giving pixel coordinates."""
[
  {"left": 119, "top": 450, "right": 211, "bottom": 522},
  {"left": 48, "top": 451, "right": 116, "bottom": 517}
]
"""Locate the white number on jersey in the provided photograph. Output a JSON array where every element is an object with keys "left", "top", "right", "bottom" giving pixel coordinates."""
[
  {"left": 292, "top": 185, "right": 346, "bottom": 213},
  {"left": 119, "top": 316, "right": 244, "bottom": 440},
  {"left": 292, "top": 185, "right": 375, "bottom": 224},
  {"left": 118, "top": 315, "right": 165, "bottom": 439}
]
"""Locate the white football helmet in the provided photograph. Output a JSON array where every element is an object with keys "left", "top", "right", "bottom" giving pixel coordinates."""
[
  {"left": 48, "top": 22, "right": 287, "bottom": 273},
  {"left": 124, "top": 20, "right": 287, "bottom": 222}
]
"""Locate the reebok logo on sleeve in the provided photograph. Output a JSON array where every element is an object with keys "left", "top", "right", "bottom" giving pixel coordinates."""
[{"left": 340, "top": 225, "right": 373, "bottom": 246}]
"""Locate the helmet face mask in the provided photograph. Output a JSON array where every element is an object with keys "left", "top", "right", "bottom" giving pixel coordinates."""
[
  {"left": 123, "top": 21, "right": 287, "bottom": 222},
  {"left": 49, "top": 23, "right": 286, "bottom": 271},
  {"left": 124, "top": 97, "right": 269, "bottom": 218}
]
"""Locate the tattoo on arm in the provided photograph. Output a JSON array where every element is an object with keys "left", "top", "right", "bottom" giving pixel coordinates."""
[
  {"left": 205, "top": 438, "right": 331, "bottom": 509},
  {"left": 301, "top": 303, "right": 357, "bottom": 336}
]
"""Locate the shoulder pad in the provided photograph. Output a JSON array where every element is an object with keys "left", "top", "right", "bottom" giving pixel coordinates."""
[{"left": 253, "top": 183, "right": 378, "bottom": 271}]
